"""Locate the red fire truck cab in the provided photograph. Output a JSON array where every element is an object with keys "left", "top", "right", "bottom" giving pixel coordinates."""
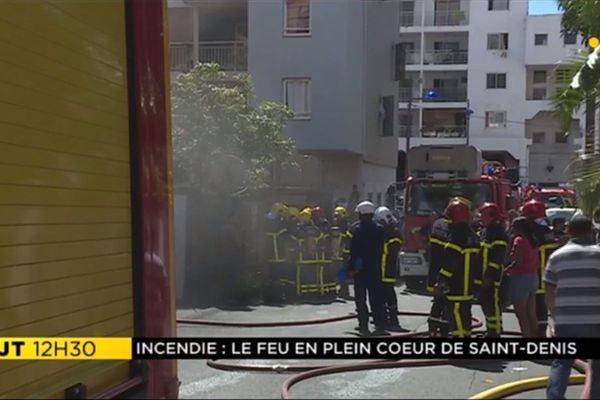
[{"left": 398, "top": 145, "right": 518, "bottom": 289}]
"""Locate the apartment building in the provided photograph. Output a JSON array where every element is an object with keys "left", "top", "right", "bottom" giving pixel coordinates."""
[
  {"left": 398, "top": 0, "right": 585, "bottom": 184},
  {"left": 168, "top": 0, "right": 400, "bottom": 205}
]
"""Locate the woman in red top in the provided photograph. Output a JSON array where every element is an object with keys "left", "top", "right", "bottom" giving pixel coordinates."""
[{"left": 506, "top": 217, "right": 540, "bottom": 337}]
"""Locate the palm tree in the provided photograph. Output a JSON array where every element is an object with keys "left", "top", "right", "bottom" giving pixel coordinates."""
[{"left": 553, "top": 47, "right": 600, "bottom": 215}]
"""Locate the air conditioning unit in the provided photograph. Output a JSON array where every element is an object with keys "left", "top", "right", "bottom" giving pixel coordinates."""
[{"left": 499, "top": 51, "right": 508, "bottom": 58}]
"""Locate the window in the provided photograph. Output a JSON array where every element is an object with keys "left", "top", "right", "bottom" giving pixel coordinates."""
[
  {"left": 285, "top": 0, "right": 310, "bottom": 35},
  {"left": 487, "top": 33, "right": 509, "bottom": 50},
  {"left": 283, "top": 79, "right": 311, "bottom": 118},
  {"left": 488, "top": 0, "right": 509, "bottom": 10},
  {"left": 380, "top": 96, "right": 395, "bottom": 137},
  {"left": 485, "top": 111, "right": 507, "bottom": 128},
  {"left": 535, "top": 34, "right": 548, "bottom": 46},
  {"left": 533, "top": 70, "right": 547, "bottom": 84},
  {"left": 532, "top": 87, "right": 547, "bottom": 100},
  {"left": 486, "top": 73, "right": 506, "bottom": 89},
  {"left": 563, "top": 33, "right": 577, "bottom": 45},
  {"left": 532, "top": 132, "right": 545, "bottom": 144},
  {"left": 554, "top": 68, "right": 571, "bottom": 85},
  {"left": 555, "top": 131, "right": 568, "bottom": 144},
  {"left": 399, "top": 1, "right": 415, "bottom": 26}
]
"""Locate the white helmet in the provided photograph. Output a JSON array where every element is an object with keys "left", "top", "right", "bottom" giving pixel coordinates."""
[
  {"left": 355, "top": 201, "right": 376, "bottom": 215},
  {"left": 375, "top": 206, "right": 396, "bottom": 225}
]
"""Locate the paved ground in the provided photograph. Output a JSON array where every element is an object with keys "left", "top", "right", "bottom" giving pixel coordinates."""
[{"left": 176, "top": 286, "right": 584, "bottom": 399}]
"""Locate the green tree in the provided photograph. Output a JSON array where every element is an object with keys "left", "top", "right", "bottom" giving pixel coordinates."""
[
  {"left": 553, "top": 0, "right": 600, "bottom": 214},
  {"left": 557, "top": 0, "right": 600, "bottom": 39},
  {"left": 171, "top": 63, "right": 297, "bottom": 193}
]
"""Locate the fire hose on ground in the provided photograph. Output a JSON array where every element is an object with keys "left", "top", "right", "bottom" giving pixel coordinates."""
[{"left": 176, "top": 312, "right": 590, "bottom": 399}]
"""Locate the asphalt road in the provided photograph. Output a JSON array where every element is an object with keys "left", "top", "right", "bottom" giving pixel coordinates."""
[{"left": 176, "top": 286, "right": 584, "bottom": 399}]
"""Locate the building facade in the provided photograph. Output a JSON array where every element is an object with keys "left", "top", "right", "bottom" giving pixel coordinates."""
[
  {"left": 398, "top": 0, "right": 585, "bottom": 184},
  {"left": 168, "top": 0, "right": 400, "bottom": 205}
]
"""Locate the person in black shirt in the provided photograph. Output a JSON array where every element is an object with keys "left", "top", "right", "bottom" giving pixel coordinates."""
[{"left": 348, "top": 201, "right": 388, "bottom": 336}]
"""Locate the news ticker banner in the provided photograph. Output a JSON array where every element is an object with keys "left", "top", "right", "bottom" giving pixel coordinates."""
[{"left": 1, "top": 337, "right": 598, "bottom": 360}]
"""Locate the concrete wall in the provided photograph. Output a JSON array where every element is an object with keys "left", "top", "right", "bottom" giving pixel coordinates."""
[
  {"left": 169, "top": 7, "right": 193, "bottom": 42},
  {"left": 248, "top": 0, "right": 364, "bottom": 154},
  {"left": 364, "top": 0, "right": 400, "bottom": 169},
  {"left": 525, "top": 15, "right": 581, "bottom": 65},
  {"left": 466, "top": 0, "right": 528, "bottom": 171},
  {"left": 526, "top": 112, "right": 579, "bottom": 183}
]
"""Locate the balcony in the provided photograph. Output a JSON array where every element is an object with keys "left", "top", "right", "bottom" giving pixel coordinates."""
[
  {"left": 423, "top": 49, "right": 468, "bottom": 65},
  {"left": 170, "top": 41, "right": 248, "bottom": 72},
  {"left": 405, "top": 50, "right": 421, "bottom": 65},
  {"left": 399, "top": 125, "right": 420, "bottom": 137},
  {"left": 421, "top": 125, "right": 466, "bottom": 138},
  {"left": 424, "top": 10, "right": 469, "bottom": 27},
  {"left": 422, "top": 88, "right": 467, "bottom": 102},
  {"left": 399, "top": 87, "right": 420, "bottom": 101}
]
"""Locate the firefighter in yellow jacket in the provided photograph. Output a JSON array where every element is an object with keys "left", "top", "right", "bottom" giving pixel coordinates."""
[
  {"left": 434, "top": 200, "right": 481, "bottom": 338},
  {"left": 374, "top": 206, "right": 407, "bottom": 331},
  {"left": 264, "top": 203, "right": 291, "bottom": 302},
  {"left": 331, "top": 206, "right": 351, "bottom": 299},
  {"left": 477, "top": 202, "right": 509, "bottom": 337}
]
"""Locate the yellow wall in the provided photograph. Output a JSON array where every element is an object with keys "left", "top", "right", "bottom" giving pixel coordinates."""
[{"left": 0, "top": 0, "right": 133, "bottom": 397}]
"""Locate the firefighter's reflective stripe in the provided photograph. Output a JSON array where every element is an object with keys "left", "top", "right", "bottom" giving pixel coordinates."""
[
  {"left": 429, "top": 237, "right": 448, "bottom": 247},
  {"left": 381, "top": 238, "right": 402, "bottom": 283},
  {"left": 488, "top": 262, "right": 501, "bottom": 270},
  {"left": 266, "top": 228, "right": 287, "bottom": 262},
  {"left": 537, "top": 242, "right": 559, "bottom": 293},
  {"left": 440, "top": 268, "right": 453, "bottom": 278},
  {"left": 342, "top": 230, "right": 352, "bottom": 256},
  {"left": 451, "top": 302, "right": 470, "bottom": 337},
  {"left": 491, "top": 287, "right": 502, "bottom": 334},
  {"left": 444, "top": 243, "right": 479, "bottom": 301}
]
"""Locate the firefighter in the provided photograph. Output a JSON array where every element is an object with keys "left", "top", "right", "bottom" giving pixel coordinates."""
[
  {"left": 478, "top": 202, "right": 509, "bottom": 337},
  {"left": 522, "top": 199, "right": 558, "bottom": 337},
  {"left": 312, "top": 207, "right": 336, "bottom": 299},
  {"left": 264, "top": 203, "right": 290, "bottom": 303},
  {"left": 374, "top": 206, "right": 406, "bottom": 331},
  {"left": 348, "top": 201, "right": 388, "bottom": 336},
  {"left": 434, "top": 200, "right": 481, "bottom": 338},
  {"left": 427, "top": 196, "right": 470, "bottom": 337},
  {"left": 332, "top": 206, "right": 352, "bottom": 299},
  {"left": 280, "top": 207, "right": 300, "bottom": 302},
  {"left": 295, "top": 207, "right": 322, "bottom": 301}
]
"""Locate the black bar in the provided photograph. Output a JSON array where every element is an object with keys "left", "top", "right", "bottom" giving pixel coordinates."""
[{"left": 132, "top": 338, "right": 597, "bottom": 360}]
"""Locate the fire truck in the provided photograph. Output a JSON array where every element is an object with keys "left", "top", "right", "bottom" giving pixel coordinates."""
[
  {"left": 398, "top": 145, "right": 518, "bottom": 289},
  {"left": 0, "top": 1, "right": 177, "bottom": 398},
  {"left": 523, "top": 185, "right": 577, "bottom": 208}
]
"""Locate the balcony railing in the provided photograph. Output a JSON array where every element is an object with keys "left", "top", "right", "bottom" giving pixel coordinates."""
[
  {"left": 170, "top": 41, "right": 248, "bottom": 72},
  {"left": 422, "top": 87, "right": 467, "bottom": 102},
  {"left": 421, "top": 125, "right": 466, "bottom": 138},
  {"left": 425, "top": 10, "right": 469, "bottom": 26},
  {"left": 399, "top": 125, "right": 420, "bottom": 136},
  {"left": 399, "top": 11, "right": 416, "bottom": 27},
  {"left": 399, "top": 87, "right": 420, "bottom": 101},
  {"left": 423, "top": 49, "right": 468, "bottom": 65},
  {"left": 171, "top": 43, "right": 193, "bottom": 71}
]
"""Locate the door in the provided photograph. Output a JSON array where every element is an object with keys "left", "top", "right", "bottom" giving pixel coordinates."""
[{"left": 0, "top": 1, "right": 135, "bottom": 398}]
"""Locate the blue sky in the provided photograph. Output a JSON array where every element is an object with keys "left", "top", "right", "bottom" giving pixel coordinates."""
[{"left": 528, "top": 0, "right": 561, "bottom": 15}]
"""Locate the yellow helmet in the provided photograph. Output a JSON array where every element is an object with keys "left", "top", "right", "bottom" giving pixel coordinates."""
[
  {"left": 451, "top": 196, "right": 472, "bottom": 209},
  {"left": 270, "top": 202, "right": 288, "bottom": 217},
  {"left": 288, "top": 207, "right": 300, "bottom": 219},
  {"left": 334, "top": 206, "right": 347, "bottom": 218},
  {"left": 299, "top": 208, "right": 312, "bottom": 223}
]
